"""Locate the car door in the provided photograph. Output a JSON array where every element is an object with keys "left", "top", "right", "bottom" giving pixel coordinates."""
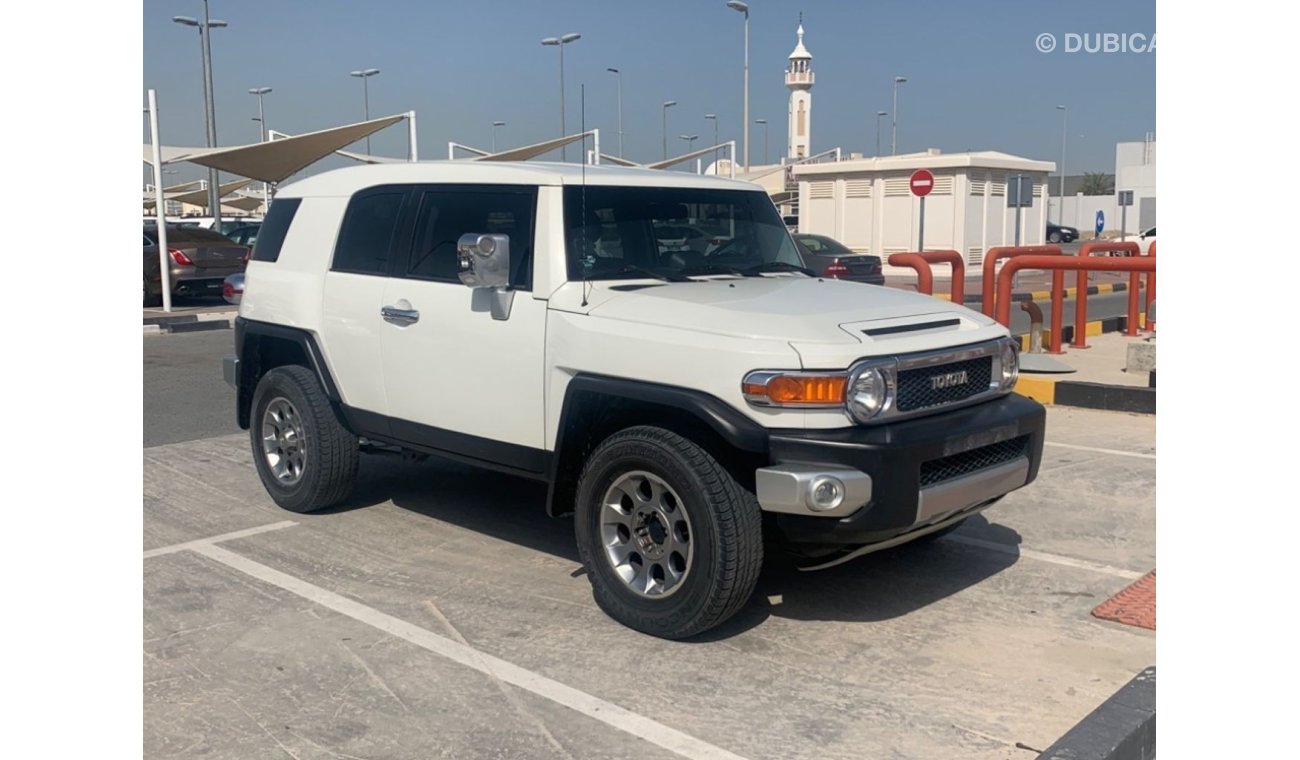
[
  {"left": 379, "top": 184, "right": 548, "bottom": 472},
  {"left": 319, "top": 188, "right": 410, "bottom": 432}
]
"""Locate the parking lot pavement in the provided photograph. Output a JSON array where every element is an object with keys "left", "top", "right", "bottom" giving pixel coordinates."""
[{"left": 144, "top": 406, "right": 1154, "bottom": 759}]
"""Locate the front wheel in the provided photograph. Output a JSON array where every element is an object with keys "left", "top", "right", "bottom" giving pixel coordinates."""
[{"left": 574, "top": 426, "right": 763, "bottom": 639}]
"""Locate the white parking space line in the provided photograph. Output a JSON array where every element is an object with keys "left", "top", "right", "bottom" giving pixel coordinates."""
[
  {"left": 945, "top": 535, "right": 1145, "bottom": 580},
  {"left": 191, "top": 542, "right": 750, "bottom": 760},
  {"left": 143, "top": 520, "right": 298, "bottom": 559},
  {"left": 1044, "top": 441, "right": 1156, "bottom": 460}
]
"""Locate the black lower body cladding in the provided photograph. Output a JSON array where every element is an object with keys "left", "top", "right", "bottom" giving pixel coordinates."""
[{"left": 770, "top": 393, "right": 1046, "bottom": 545}]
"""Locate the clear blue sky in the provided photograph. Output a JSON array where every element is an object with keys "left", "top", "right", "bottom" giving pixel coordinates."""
[{"left": 144, "top": 0, "right": 1155, "bottom": 182}]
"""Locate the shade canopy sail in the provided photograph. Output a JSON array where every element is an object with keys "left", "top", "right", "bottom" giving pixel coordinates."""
[
  {"left": 645, "top": 143, "right": 734, "bottom": 170},
  {"left": 144, "top": 178, "right": 254, "bottom": 209},
  {"left": 143, "top": 114, "right": 407, "bottom": 183},
  {"left": 335, "top": 147, "right": 408, "bottom": 164},
  {"left": 221, "top": 195, "right": 265, "bottom": 212},
  {"left": 470, "top": 131, "right": 596, "bottom": 162}
]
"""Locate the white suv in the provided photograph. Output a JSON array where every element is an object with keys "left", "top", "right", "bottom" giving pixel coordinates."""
[{"left": 224, "top": 162, "right": 1046, "bottom": 639}]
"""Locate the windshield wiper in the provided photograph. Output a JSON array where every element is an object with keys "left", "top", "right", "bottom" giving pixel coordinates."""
[
  {"left": 680, "top": 263, "right": 756, "bottom": 277},
  {"left": 742, "top": 261, "right": 816, "bottom": 277},
  {"left": 585, "top": 264, "right": 695, "bottom": 283}
]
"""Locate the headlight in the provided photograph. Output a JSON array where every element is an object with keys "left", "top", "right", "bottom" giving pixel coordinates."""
[
  {"left": 845, "top": 364, "right": 889, "bottom": 423},
  {"left": 999, "top": 339, "right": 1020, "bottom": 390}
]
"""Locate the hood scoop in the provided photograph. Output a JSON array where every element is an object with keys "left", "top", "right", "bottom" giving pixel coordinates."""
[
  {"left": 862, "top": 317, "right": 962, "bottom": 337},
  {"left": 842, "top": 312, "right": 979, "bottom": 343}
]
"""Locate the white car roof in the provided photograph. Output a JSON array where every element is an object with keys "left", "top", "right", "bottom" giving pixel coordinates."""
[{"left": 277, "top": 161, "right": 762, "bottom": 198}]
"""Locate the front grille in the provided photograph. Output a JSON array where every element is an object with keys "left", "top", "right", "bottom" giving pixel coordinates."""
[
  {"left": 919, "top": 436, "right": 1029, "bottom": 488},
  {"left": 896, "top": 356, "right": 992, "bottom": 412}
]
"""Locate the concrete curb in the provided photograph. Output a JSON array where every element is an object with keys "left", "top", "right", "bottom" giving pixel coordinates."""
[
  {"left": 143, "top": 310, "right": 237, "bottom": 336},
  {"left": 1016, "top": 377, "right": 1155, "bottom": 414},
  {"left": 1039, "top": 666, "right": 1155, "bottom": 760}
]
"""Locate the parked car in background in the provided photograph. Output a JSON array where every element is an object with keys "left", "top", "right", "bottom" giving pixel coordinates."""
[
  {"left": 222, "top": 273, "right": 244, "bottom": 306},
  {"left": 226, "top": 224, "right": 261, "bottom": 248},
  {"left": 171, "top": 216, "right": 264, "bottom": 235},
  {"left": 143, "top": 225, "right": 250, "bottom": 306},
  {"left": 1134, "top": 226, "right": 1155, "bottom": 255},
  {"left": 1111, "top": 226, "right": 1156, "bottom": 256},
  {"left": 1046, "top": 223, "right": 1078, "bottom": 243},
  {"left": 792, "top": 233, "right": 884, "bottom": 285}
]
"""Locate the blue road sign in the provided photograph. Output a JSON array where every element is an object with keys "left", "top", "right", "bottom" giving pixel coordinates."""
[{"left": 1095, "top": 210, "right": 1105, "bottom": 235}]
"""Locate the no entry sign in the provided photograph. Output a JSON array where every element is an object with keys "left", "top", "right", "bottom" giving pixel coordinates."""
[{"left": 910, "top": 169, "right": 935, "bottom": 197}]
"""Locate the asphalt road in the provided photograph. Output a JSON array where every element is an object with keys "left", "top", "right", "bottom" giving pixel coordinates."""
[
  {"left": 144, "top": 328, "right": 240, "bottom": 447},
  {"left": 142, "top": 303, "right": 1155, "bottom": 758}
]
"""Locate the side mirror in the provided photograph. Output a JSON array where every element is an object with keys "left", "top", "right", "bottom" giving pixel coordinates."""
[{"left": 457, "top": 233, "right": 511, "bottom": 289}]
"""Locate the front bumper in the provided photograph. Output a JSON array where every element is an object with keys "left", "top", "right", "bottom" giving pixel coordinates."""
[{"left": 760, "top": 393, "right": 1046, "bottom": 546}]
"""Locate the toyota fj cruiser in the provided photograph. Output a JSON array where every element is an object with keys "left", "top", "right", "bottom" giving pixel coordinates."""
[{"left": 224, "top": 162, "right": 1046, "bottom": 639}]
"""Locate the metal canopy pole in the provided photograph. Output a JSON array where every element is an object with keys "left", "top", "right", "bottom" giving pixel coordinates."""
[
  {"left": 407, "top": 111, "right": 418, "bottom": 161},
  {"left": 148, "top": 90, "right": 173, "bottom": 313}
]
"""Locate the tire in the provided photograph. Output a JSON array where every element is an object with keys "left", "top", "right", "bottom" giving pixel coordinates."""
[
  {"left": 249, "top": 365, "right": 359, "bottom": 513},
  {"left": 574, "top": 426, "right": 763, "bottom": 639},
  {"left": 1048, "top": 232, "right": 1062, "bottom": 243}
]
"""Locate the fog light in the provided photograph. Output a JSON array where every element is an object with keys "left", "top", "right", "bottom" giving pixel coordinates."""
[{"left": 809, "top": 476, "right": 845, "bottom": 511}]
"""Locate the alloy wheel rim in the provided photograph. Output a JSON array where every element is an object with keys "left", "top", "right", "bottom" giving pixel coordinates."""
[
  {"left": 261, "top": 397, "right": 306, "bottom": 485},
  {"left": 599, "top": 470, "right": 694, "bottom": 598}
]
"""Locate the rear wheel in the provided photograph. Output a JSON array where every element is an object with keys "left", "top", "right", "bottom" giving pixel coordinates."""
[
  {"left": 250, "top": 366, "right": 358, "bottom": 513},
  {"left": 574, "top": 426, "right": 763, "bottom": 639},
  {"left": 1048, "top": 231, "right": 1062, "bottom": 243}
]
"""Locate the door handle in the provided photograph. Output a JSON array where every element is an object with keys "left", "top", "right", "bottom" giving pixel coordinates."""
[{"left": 381, "top": 305, "right": 420, "bottom": 325}]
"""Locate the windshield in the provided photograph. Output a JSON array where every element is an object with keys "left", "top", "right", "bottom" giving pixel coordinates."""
[{"left": 564, "top": 186, "right": 803, "bottom": 280}]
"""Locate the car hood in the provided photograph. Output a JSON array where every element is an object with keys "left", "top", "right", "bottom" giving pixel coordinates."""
[{"left": 550, "top": 276, "right": 998, "bottom": 346}]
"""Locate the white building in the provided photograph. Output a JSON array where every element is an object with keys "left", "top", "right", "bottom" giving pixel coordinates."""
[
  {"left": 792, "top": 149, "right": 1055, "bottom": 264},
  {"left": 1048, "top": 135, "right": 1156, "bottom": 236},
  {"left": 1116, "top": 134, "right": 1156, "bottom": 230},
  {"left": 785, "top": 21, "right": 814, "bottom": 160}
]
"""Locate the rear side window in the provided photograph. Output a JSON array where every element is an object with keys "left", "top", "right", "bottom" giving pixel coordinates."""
[
  {"left": 332, "top": 192, "right": 405, "bottom": 275},
  {"left": 252, "top": 198, "right": 301, "bottom": 263}
]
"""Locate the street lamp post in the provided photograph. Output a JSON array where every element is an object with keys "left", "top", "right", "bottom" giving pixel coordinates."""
[
  {"left": 704, "top": 114, "right": 718, "bottom": 170},
  {"left": 680, "top": 134, "right": 699, "bottom": 172},
  {"left": 875, "top": 110, "right": 887, "bottom": 156},
  {"left": 754, "top": 118, "right": 768, "bottom": 165},
  {"left": 606, "top": 68, "right": 623, "bottom": 158},
  {"left": 541, "top": 33, "right": 581, "bottom": 161},
  {"left": 492, "top": 121, "right": 505, "bottom": 152},
  {"left": 726, "top": 1, "right": 750, "bottom": 171},
  {"left": 662, "top": 100, "right": 676, "bottom": 160},
  {"left": 248, "top": 87, "right": 271, "bottom": 142},
  {"left": 1056, "top": 104, "right": 1068, "bottom": 224},
  {"left": 349, "top": 68, "right": 380, "bottom": 154},
  {"left": 891, "top": 76, "right": 907, "bottom": 155},
  {"left": 172, "top": 7, "right": 226, "bottom": 220}
]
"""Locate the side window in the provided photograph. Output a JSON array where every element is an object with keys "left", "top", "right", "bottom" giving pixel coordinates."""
[
  {"left": 403, "top": 187, "right": 536, "bottom": 289},
  {"left": 332, "top": 193, "right": 404, "bottom": 274},
  {"left": 251, "top": 198, "right": 301, "bottom": 263}
]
